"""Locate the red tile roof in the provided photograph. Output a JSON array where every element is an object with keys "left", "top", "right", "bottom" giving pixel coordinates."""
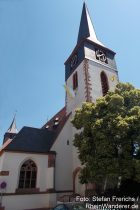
[{"left": 42, "top": 107, "right": 71, "bottom": 148}]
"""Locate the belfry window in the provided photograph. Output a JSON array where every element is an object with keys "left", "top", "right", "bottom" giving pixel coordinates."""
[
  {"left": 18, "top": 160, "right": 37, "bottom": 189},
  {"left": 100, "top": 71, "right": 109, "bottom": 96},
  {"left": 73, "top": 72, "right": 78, "bottom": 90}
]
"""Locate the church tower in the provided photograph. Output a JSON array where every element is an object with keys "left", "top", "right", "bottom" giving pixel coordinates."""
[
  {"left": 65, "top": 3, "right": 118, "bottom": 115},
  {"left": 3, "top": 115, "right": 18, "bottom": 144}
]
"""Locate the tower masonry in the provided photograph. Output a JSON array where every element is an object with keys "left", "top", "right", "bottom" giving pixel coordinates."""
[{"left": 65, "top": 3, "right": 119, "bottom": 115}]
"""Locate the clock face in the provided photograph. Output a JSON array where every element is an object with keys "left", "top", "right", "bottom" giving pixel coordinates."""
[
  {"left": 70, "top": 54, "right": 78, "bottom": 68},
  {"left": 95, "top": 49, "right": 108, "bottom": 63}
]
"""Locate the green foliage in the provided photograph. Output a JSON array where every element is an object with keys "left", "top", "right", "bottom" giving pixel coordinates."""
[{"left": 72, "top": 83, "right": 140, "bottom": 186}]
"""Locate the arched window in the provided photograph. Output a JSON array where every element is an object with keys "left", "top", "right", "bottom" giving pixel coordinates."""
[
  {"left": 100, "top": 71, "right": 109, "bottom": 96},
  {"left": 18, "top": 160, "right": 37, "bottom": 189},
  {"left": 73, "top": 72, "right": 78, "bottom": 90}
]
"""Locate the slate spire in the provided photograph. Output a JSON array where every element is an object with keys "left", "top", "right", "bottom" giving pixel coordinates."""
[
  {"left": 77, "top": 2, "right": 104, "bottom": 46},
  {"left": 3, "top": 115, "right": 18, "bottom": 144},
  {"left": 7, "top": 114, "right": 18, "bottom": 134}
]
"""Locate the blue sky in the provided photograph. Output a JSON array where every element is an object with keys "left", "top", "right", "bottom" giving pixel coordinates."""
[{"left": 0, "top": 0, "right": 140, "bottom": 144}]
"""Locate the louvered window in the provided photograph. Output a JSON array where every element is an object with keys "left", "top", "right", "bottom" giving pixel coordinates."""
[
  {"left": 101, "top": 71, "right": 109, "bottom": 96},
  {"left": 73, "top": 72, "right": 78, "bottom": 90}
]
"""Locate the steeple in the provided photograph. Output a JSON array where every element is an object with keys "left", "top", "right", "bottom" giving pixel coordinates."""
[
  {"left": 77, "top": 2, "right": 104, "bottom": 46},
  {"left": 7, "top": 115, "right": 18, "bottom": 134},
  {"left": 3, "top": 115, "right": 18, "bottom": 144},
  {"left": 65, "top": 2, "right": 118, "bottom": 115}
]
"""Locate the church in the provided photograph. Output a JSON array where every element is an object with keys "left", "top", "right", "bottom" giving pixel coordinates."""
[{"left": 0, "top": 3, "right": 119, "bottom": 210}]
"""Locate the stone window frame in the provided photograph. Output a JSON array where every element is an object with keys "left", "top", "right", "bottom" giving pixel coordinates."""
[{"left": 18, "top": 159, "right": 37, "bottom": 189}]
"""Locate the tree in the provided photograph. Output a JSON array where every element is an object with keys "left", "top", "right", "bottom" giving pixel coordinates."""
[{"left": 72, "top": 83, "right": 140, "bottom": 191}]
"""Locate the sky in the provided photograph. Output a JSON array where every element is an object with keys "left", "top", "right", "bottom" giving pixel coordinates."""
[{"left": 0, "top": 0, "right": 140, "bottom": 144}]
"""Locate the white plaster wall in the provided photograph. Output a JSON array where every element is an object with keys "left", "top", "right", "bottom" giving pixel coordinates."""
[
  {"left": 66, "top": 61, "right": 86, "bottom": 115},
  {"left": 0, "top": 152, "right": 49, "bottom": 193},
  {"left": 47, "top": 167, "right": 54, "bottom": 189},
  {"left": 72, "top": 146, "right": 81, "bottom": 172},
  {"left": 51, "top": 118, "right": 73, "bottom": 191},
  {"left": 88, "top": 60, "right": 118, "bottom": 102},
  {"left": 71, "top": 124, "right": 82, "bottom": 171},
  {"left": 2, "top": 193, "right": 56, "bottom": 210},
  {"left": 66, "top": 57, "right": 118, "bottom": 115},
  {"left": 0, "top": 153, "right": 5, "bottom": 171}
]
